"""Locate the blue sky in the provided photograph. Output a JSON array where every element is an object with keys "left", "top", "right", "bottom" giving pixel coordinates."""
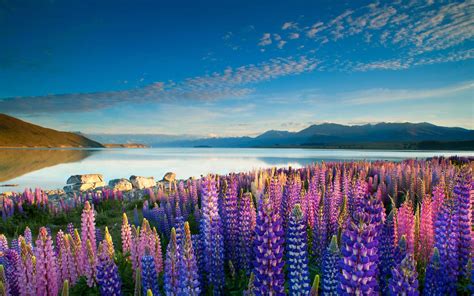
[{"left": 0, "top": 0, "right": 473, "bottom": 136}]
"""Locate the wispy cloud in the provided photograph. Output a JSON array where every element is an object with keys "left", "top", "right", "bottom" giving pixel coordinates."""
[
  {"left": 343, "top": 80, "right": 474, "bottom": 105},
  {"left": 0, "top": 56, "right": 318, "bottom": 114},
  {"left": 259, "top": 0, "right": 473, "bottom": 68}
]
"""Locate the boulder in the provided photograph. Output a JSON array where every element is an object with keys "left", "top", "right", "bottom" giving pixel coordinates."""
[
  {"left": 109, "top": 178, "right": 133, "bottom": 191},
  {"left": 67, "top": 174, "right": 104, "bottom": 185},
  {"left": 130, "top": 175, "right": 156, "bottom": 189},
  {"left": 64, "top": 181, "right": 106, "bottom": 193},
  {"left": 162, "top": 172, "right": 176, "bottom": 183}
]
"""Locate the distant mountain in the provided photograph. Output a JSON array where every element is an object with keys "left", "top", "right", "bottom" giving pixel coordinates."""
[
  {"left": 86, "top": 133, "right": 200, "bottom": 147},
  {"left": 0, "top": 114, "right": 103, "bottom": 148},
  {"left": 164, "top": 122, "right": 474, "bottom": 150}
]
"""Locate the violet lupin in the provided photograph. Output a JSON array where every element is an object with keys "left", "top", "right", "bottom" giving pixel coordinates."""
[
  {"left": 141, "top": 254, "right": 159, "bottom": 296},
  {"left": 312, "top": 202, "right": 327, "bottom": 269},
  {"left": 222, "top": 177, "right": 239, "bottom": 266},
  {"left": 253, "top": 195, "right": 285, "bottom": 296},
  {"left": 57, "top": 230, "right": 78, "bottom": 285},
  {"left": 177, "top": 222, "right": 200, "bottom": 296},
  {"left": 238, "top": 192, "right": 256, "bottom": 273},
  {"left": 164, "top": 228, "right": 180, "bottom": 295},
  {"left": 388, "top": 254, "right": 419, "bottom": 296},
  {"left": 423, "top": 247, "right": 446, "bottom": 296},
  {"left": 18, "top": 236, "right": 37, "bottom": 295},
  {"left": 96, "top": 241, "right": 122, "bottom": 296},
  {"left": 434, "top": 197, "right": 459, "bottom": 294},
  {"left": 3, "top": 249, "right": 20, "bottom": 296},
  {"left": 339, "top": 205, "right": 379, "bottom": 295},
  {"left": 287, "top": 204, "right": 310, "bottom": 295},
  {"left": 379, "top": 210, "right": 396, "bottom": 292},
  {"left": 200, "top": 175, "right": 225, "bottom": 293},
  {"left": 35, "top": 227, "right": 59, "bottom": 296},
  {"left": 321, "top": 235, "right": 340, "bottom": 296},
  {"left": 454, "top": 166, "right": 472, "bottom": 277}
]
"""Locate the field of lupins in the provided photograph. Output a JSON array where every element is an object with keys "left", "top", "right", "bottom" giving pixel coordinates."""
[{"left": 0, "top": 157, "right": 473, "bottom": 295}]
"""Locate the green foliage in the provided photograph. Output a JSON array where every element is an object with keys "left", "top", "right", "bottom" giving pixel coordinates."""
[
  {"left": 69, "top": 277, "right": 99, "bottom": 296},
  {"left": 115, "top": 251, "right": 135, "bottom": 295}
]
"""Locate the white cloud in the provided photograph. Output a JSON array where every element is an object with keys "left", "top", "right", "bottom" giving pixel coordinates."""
[
  {"left": 258, "top": 33, "right": 272, "bottom": 46},
  {"left": 282, "top": 21, "right": 299, "bottom": 30},
  {"left": 0, "top": 55, "right": 318, "bottom": 114},
  {"left": 289, "top": 33, "right": 300, "bottom": 39},
  {"left": 277, "top": 40, "right": 287, "bottom": 49},
  {"left": 256, "top": 0, "right": 474, "bottom": 67},
  {"left": 343, "top": 81, "right": 474, "bottom": 105}
]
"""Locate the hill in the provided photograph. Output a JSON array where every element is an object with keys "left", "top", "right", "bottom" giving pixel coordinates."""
[
  {"left": 165, "top": 122, "right": 474, "bottom": 150},
  {"left": 0, "top": 114, "right": 103, "bottom": 148}
]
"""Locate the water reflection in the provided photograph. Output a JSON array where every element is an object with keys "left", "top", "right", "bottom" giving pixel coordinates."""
[
  {"left": 0, "top": 149, "right": 96, "bottom": 183},
  {"left": 0, "top": 148, "right": 472, "bottom": 191}
]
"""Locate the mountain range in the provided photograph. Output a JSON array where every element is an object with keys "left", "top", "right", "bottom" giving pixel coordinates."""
[
  {"left": 1, "top": 113, "right": 473, "bottom": 150},
  {"left": 88, "top": 122, "right": 474, "bottom": 150}
]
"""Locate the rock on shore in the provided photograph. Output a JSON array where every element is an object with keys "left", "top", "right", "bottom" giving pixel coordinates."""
[
  {"left": 129, "top": 175, "right": 156, "bottom": 189},
  {"left": 109, "top": 178, "right": 133, "bottom": 191},
  {"left": 64, "top": 174, "right": 106, "bottom": 193}
]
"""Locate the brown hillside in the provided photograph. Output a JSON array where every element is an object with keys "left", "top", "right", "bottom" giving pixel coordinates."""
[{"left": 0, "top": 113, "right": 104, "bottom": 148}]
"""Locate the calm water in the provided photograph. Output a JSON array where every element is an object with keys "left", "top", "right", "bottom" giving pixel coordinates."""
[{"left": 1, "top": 148, "right": 473, "bottom": 192}]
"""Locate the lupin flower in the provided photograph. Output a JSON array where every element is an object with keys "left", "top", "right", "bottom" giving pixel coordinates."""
[
  {"left": 18, "top": 236, "right": 37, "bottom": 295},
  {"left": 84, "top": 239, "right": 97, "bottom": 287},
  {"left": 121, "top": 213, "right": 133, "bottom": 255},
  {"left": 200, "top": 175, "right": 225, "bottom": 293},
  {"left": 321, "top": 235, "right": 340, "bottom": 295},
  {"left": 141, "top": 254, "right": 159, "bottom": 296},
  {"left": 312, "top": 201, "right": 327, "bottom": 269},
  {"left": 454, "top": 167, "right": 472, "bottom": 277},
  {"left": 164, "top": 228, "right": 180, "bottom": 295},
  {"left": 434, "top": 197, "right": 459, "bottom": 294},
  {"left": 4, "top": 249, "right": 20, "bottom": 295},
  {"left": 281, "top": 175, "right": 301, "bottom": 230},
  {"left": 379, "top": 210, "right": 396, "bottom": 292},
  {"left": 71, "top": 230, "right": 84, "bottom": 276},
  {"left": 0, "top": 235, "right": 8, "bottom": 252},
  {"left": 253, "top": 195, "right": 285, "bottom": 296},
  {"left": 96, "top": 228, "right": 103, "bottom": 244},
  {"left": 339, "top": 207, "right": 379, "bottom": 295},
  {"left": 57, "top": 230, "right": 78, "bottom": 285},
  {"left": 178, "top": 222, "right": 200, "bottom": 296},
  {"left": 287, "top": 204, "right": 310, "bottom": 295},
  {"left": 152, "top": 228, "right": 164, "bottom": 275},
  {"left": 104, "top": 227, "right": 115, "bottom": 258},
  {"left": 423, "top": 248, "right": 446, "bottom": 296},
  {"left": 222, "top": 177, "right": 239, "bottom": 265},
  {"left": 269, "top": 177, "right": 283, "bottom": 215},
  {"left": 397, "top": 201, "right": 414, "bottom": 254},
  {"left": 81, "top": 201, "right": 97, "bottom": 286},
  {"left": 96, "top": 241, "right": 122, "bottom": 296},
  {"left": 238, "top": 192, "right": 256, "bottom": 273},
  {"left": 418, "top": 198, "right": 434, "bottom": 264},
  {"left": 24, "top": 227, "right": 33, "bottom": 247},
  {"left": 174, "top": 216, "right": 185, "bottom": 248},
  {"left": 388, "top": 254, "right": 419, "bottom": 296},
  {"left": 35, "top": 227, "right": 59, "bottom": 296}
]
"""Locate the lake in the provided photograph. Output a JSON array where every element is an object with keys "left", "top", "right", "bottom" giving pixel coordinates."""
[{"left": 1, "top": 148, "right": 473, "bottom": 192}]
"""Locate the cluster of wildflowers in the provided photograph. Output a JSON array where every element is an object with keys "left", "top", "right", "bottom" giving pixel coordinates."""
[{"left": 0, "top": 157, "right": 471, "bottom": 294}]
